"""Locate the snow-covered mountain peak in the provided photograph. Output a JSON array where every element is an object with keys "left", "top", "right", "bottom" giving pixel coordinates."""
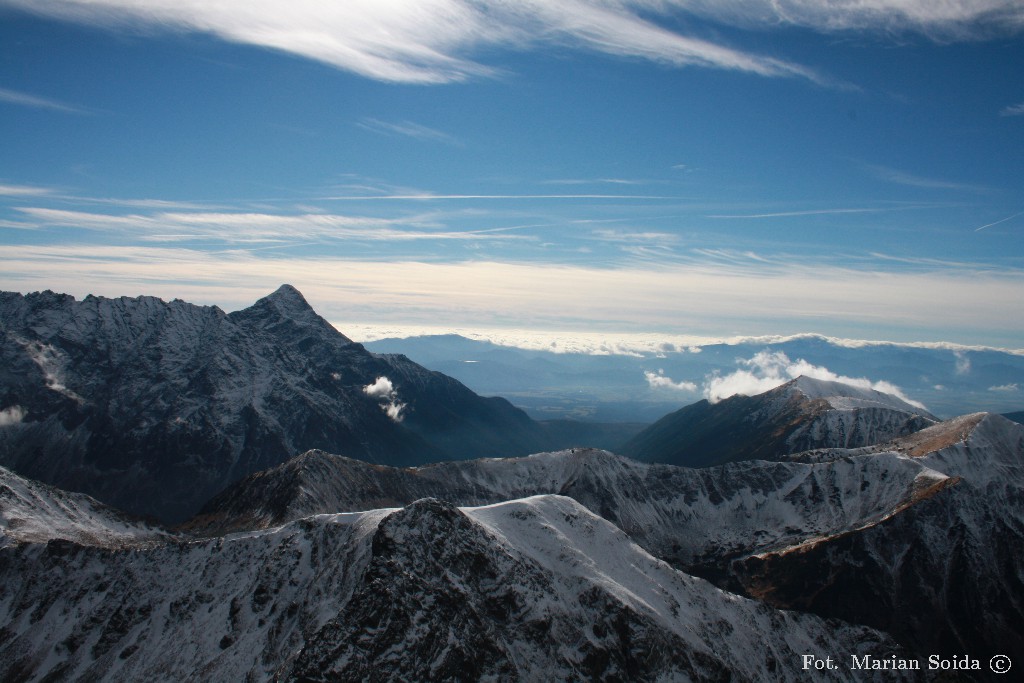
[
  {"left": 232, "top": 283, "right": 349, "bottom": 341},
  {"left": 787, "top": 375, "right": 932, "bottom": 416},
  {"left": 260, "top": 283, "right": 315, "bottom": 316}
]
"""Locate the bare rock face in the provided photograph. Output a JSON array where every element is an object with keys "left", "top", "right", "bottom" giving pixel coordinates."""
[{"left": 0, "top": 285, "right": 551, "bottom": 522}]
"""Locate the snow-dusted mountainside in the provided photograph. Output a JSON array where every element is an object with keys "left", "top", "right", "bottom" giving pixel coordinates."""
[
  {"left": 0, "top": 285, "right": 553, "bottom": 521},
  {"left": 187, "top": 414, "right": 1024, "bottom": 665},
  {"left": 0, "top": 493, "right": 910, "bottom": 682},
  {"left": 735, "top": 413, "right": 1024, "bottom": 663},
  {"left": 188, "top": 445, "right": 951, "bottom": 573},
  {"left": 0, "top": 465, "right": 170, "bottom": 548},
  {"left": 620, "top": 375, "right": 937, "bottom": 468}
]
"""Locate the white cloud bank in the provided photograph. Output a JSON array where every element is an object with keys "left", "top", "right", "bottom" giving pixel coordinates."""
[
  {"left": 363, "top": 376, "right": 405, "bottom": 421},
  {"left": 11, "top": 1, "right": 1018, "bottom": 87},
  {"left": 703, "top": 350, "right": 927, "bottom": 410}
]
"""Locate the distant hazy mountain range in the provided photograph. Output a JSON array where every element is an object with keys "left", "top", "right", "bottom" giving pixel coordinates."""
[{"left": 364, "top": 332, "right": 1024, "bottom": 422}]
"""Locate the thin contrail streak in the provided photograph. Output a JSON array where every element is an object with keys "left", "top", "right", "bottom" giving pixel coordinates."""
[{"left": 974, "top": 211, "right": 1024, "bottom": 232}]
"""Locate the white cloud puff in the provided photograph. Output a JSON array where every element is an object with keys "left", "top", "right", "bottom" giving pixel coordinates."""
[
  {"left": 644, "top": 369, "right": 698, "bottom": 392},
  {"left": 363, "top": 376, "right": 406, "bottom": 421}
]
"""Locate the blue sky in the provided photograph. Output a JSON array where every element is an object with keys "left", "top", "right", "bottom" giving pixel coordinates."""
[{"left": 1, "top": 1, "right": 1023, "bottom": 348}]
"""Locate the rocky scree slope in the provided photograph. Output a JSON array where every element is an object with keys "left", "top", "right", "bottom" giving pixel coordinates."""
[{"left": 0, "top": 285, "right": 552, "bottom": 522}]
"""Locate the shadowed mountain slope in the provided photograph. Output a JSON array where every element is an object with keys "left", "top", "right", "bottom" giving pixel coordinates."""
[{"left": 0, "top": 285, "right": 553, "bottom": 521}]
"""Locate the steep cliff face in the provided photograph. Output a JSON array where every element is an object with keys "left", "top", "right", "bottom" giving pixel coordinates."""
[
  {"left": 620, "top": 375, "right": 936, "bottom": 468},
  {"left": 0, "top": 285, "right": 550, "bottom": 522},
  {"left": 0, "top": 494, "right": 909, "bottom": 682}
]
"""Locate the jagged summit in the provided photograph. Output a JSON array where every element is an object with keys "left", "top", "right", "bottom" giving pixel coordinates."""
[
  {"left": 256, "top": 283, "right": 314, "bottom": 314},
  {"left": 877, "top": 412, "right": 1023, "bottom": 486}
]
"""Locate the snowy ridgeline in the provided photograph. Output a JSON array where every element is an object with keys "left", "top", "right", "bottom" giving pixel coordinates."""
[
  {"left": 0, "top": 494, "right": 909, "bottom": 682},
  {"left": 190, "top": 434, "right": 954, "bottom": 569},
  {"left": 1, "top": 412, "right": 1022, "bottom": 680}
]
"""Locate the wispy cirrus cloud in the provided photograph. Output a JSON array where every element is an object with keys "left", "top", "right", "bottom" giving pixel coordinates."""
[
  {"left": 865, "top": 163, "right": 995, "bottom": 194},
  {"left": 0, "top": 183, "right": 56, "bottom": 197},
  {"left": 1001, "top": 102, "right": 1024, "bottom": 117},
  {"left": 544, "top": 178, "right": 651, "bottom": 186},
  {"left": 14, "top": 207, "right": 527, "bottom": 243},
  {"left": 0, "top": 1, "right": 830, "bottom": 85},
  {"left": 590, "top": 229, "right": 678, "bottom": 244},
  {"left": 0, "top": 86, "right": 88, "bottom": 114},
  {"left": 673, "top": 1, "right": 1023, "bottom": 40},
  {"left": 3, "top": 2, "right": 1016, "bottom": 89},
  {"left": 357, "top": 118, "right": 459, "bottom": 145},
  {"left": 708, "top": 207, "right": 885, "bottom": 219},
  {"left": 320, "top": 193, "right": 677, "bottom": 201}
]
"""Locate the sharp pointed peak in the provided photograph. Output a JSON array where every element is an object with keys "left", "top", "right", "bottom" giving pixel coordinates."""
[
  {"left": 264, "top": 283, "right": 309, "bottom": 306},
  {"left": 247, "top": 284, "right": 317, "bottom": 317},
  {"left": 233, "top": 285, "right": 352, "bottom": 343}
]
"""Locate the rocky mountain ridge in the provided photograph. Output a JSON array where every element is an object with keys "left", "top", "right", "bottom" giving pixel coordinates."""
[
  {"left": 0, "top": 489, "right": 912, "bottom": 682},
  {"left": 183, "top": 407, "right": 1024, "bottom": 670},
  {"left": 0, "top": 285, "right": 554, "bottom": 521}
]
